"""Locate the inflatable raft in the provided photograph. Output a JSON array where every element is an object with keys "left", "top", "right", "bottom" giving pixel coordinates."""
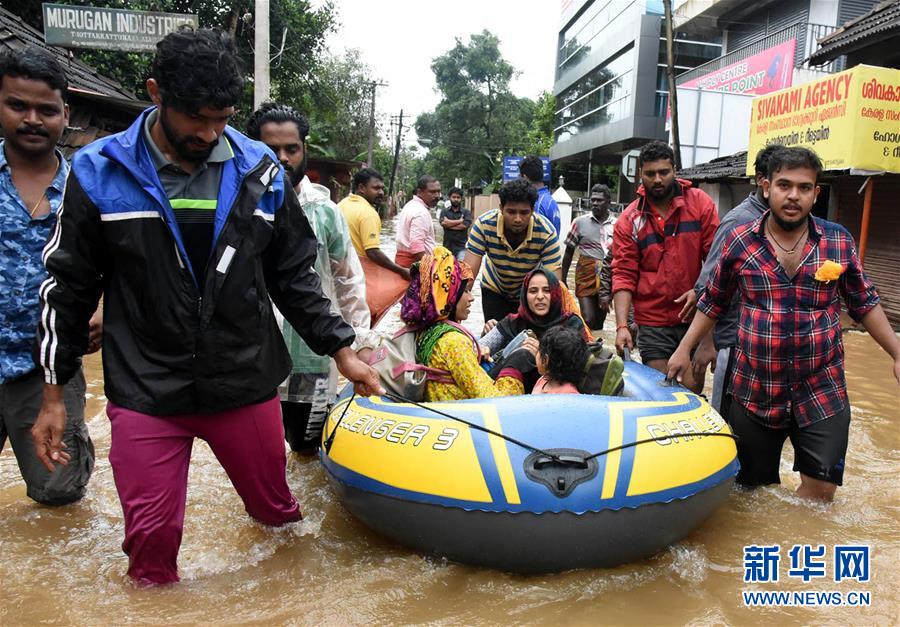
[{"left": 320, "top": 361, "right": 738, "bottom": 573}]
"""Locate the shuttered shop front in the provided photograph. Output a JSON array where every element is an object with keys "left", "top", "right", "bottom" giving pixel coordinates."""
[{"left": 835, "top": 174, "right": 900, "bottom": 328}]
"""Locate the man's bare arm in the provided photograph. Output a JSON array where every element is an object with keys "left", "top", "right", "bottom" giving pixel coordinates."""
[
  {"left": 366, "top": 247, "right": 410, "bottom": 280},
  {"left": 613, "top": 290, "right": 634, "bottom": 355},
  {"left": 561, "top": 245, "right": 575, "bottom": 287},
  {"left": 464, "top": 251, "right": 483, "bottom": 278}
]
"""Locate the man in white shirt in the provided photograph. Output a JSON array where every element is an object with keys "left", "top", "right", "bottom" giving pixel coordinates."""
[{"left": 395, "top": 175, "right": 440, "bottom": 267}]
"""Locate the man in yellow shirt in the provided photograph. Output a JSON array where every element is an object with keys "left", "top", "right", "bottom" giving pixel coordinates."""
[{"left": 338, "top": 167, "right": 409, "bottom": 280}]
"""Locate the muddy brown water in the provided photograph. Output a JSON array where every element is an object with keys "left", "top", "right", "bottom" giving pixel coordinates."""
[{"left": 2, "top": 222, "right": 898, "bottom": 624}]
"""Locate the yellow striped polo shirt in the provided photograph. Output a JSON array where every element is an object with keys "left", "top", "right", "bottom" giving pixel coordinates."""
[{"left": 466, "top": 209, "right": 561, "bottom": 300}]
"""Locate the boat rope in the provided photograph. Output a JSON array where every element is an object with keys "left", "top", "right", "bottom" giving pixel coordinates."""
[
  {"left": 324, "top": 391, "right": 737, "bottom": 465},
  {"left": 323, "top": 391, "right": 357, "bottom": 454},
  {"left": 381, "top": 392, "right": 565, "bottom": 461},
  {"left": 581, "top": 431, "right": 738, "bottom": 462}
]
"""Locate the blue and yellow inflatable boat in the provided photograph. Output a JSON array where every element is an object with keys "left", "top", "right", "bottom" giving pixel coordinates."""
[{"left": 320, "top": 361, "right": 738, "bottom": 573}]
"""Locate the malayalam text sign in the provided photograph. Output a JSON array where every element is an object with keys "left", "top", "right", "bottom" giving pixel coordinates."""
[
  {"left": 747, "top": 65, "right": 900, "bottom": 174},
  {"left": 42, "top": 3, "right": 197, "bottom": 52},
  {"left": 680, "top": 39, "right": 796, "bottom": 96}
]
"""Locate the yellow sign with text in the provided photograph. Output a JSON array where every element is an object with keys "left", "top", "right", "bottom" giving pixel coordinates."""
[{"left": 747, "top": 65, "right": 900, "bottom": 174}]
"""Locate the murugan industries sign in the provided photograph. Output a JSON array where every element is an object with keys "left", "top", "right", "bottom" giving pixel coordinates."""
[
  {"left": 746, "top": 65, "right": 900, "bottom": 174},
  {"left": 42, "top": 3, "right": 197, "bottom": 52},
  {"left": 680, "top": 39, "right": 797, "bottom": 96}
]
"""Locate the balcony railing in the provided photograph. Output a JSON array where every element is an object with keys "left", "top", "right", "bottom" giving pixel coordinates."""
[{"left": 675, "top": 22, "right": 841, "bottom": 87}]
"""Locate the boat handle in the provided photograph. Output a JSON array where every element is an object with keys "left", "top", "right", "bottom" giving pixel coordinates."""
[{"left": 533, "top": 454, "right": 588, "bottom": 470}]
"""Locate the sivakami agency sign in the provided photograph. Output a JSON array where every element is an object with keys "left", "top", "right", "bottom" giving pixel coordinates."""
[
  {"left": 747, "top": 65, "right": 900, "bottom": 174},
  {"left": 42, "top": 3, "right": 197, "bottom": 52}
]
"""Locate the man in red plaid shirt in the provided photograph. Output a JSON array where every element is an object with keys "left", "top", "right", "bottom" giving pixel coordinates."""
[{"left": 668, "top": 147, "right": 900, "bottom": 501}]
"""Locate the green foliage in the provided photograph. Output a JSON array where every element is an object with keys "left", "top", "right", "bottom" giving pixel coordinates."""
[
  {"left": 554, "top": 161, "right": 619, "bottom": 198},
  {"left": 521, "top": 91, "right": 556, "bottom": 156},
  {"left": 415, "top": 30, "right": 537, "bottom": 190},
  {"left": 279, "top": 49, "right": 378, "bottom": 161},
  {"left": 367, "top": 140, "right": 424, "bottom": 197}
]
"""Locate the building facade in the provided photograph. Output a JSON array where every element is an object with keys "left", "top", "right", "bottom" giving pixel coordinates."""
[
  {"left": 671, "top": 0, "right": 882, "bottom": 174},
  {"left": 675, "top": 0, "right": 900, "bottom": 326},
  {"left": 551, "top": 0, "right": 722, "bottom": 199},
  {"left": 0, "top": 6, "right": 147, "bottom": 157}
]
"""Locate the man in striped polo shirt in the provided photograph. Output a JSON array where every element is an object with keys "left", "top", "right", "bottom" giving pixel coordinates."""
[{"left": 464, "top": 178, "right": 562, "bottom": 321}]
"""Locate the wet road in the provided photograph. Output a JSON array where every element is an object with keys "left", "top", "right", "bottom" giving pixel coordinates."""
[{"left": 2, "top": 220, "right": 898, "bottom": 625}]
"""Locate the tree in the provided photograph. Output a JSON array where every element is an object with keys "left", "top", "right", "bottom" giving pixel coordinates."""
[
  {"left": 8, "top": 0, "right": 338, "bottom": 130},
  {"left": 367, "top": 141, "right": 423, "bottom": 216},
  {"left": 279, "top": 49, "right": 382, "bottom": 162},
  {"left": 521, "top": 91, "right": 556, "bottom": 156},
  {"left": 415, "top": 30, "right": 536, "bottom": 190}
]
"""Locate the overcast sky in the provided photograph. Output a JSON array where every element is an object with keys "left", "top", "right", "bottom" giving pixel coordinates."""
[{"left": 322, "top": 0, "right": 560, "bottom": 146}]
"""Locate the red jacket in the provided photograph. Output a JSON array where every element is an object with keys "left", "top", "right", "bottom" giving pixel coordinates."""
[{"left": 612, "top": 179, "right": 718, "bottom": 326}]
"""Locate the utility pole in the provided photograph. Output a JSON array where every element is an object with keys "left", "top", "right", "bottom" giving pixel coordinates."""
[
  {"left": 587, "top": 149, "right": 593, "bottom": 194},
  {"left": 253, "top": 0, "right": 270, "bottom": 109},
  {"left": 663, "top": 0, "right": 682, "bottom": 170},
  {"left": 388, "top": 110, "right": 404, "bottom": 199},
  {"left": 366, "top": 80, "right": 387, "bottom": 166}
]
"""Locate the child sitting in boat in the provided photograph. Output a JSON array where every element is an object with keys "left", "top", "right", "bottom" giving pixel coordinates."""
[{"left": 533, "top": 326, "right": 588, "bottom": 394}]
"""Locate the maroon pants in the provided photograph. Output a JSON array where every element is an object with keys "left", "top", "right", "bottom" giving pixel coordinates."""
[{"left": 107, "top": 397, "right": 301, "bottom": 584}]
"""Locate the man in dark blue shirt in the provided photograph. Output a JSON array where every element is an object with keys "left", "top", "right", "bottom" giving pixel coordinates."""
[
  {"left": 689, "top": 145, "right": 782, "bottom": 417},
  {"left": 520, "top": 155, "right": 560, "bottom": 233},
  {"left": 0, "top": 47, "right": 96, "bottom": 506}
]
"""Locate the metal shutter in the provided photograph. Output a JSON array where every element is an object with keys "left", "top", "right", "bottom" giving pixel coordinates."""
[
  {"left": 725, "top": 0, "right": 809, "bottom": 57},
  {"left": 839, "top": 0, "right": 880, "bottom": 25},
  {"left": 836, "top": 175, "right": 900, "bottom": 329},
  {"left": 727, "top": 24, "right": 767, "bottom": 52}
]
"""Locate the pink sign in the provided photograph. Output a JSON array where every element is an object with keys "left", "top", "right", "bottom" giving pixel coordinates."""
[{"left": 680, "top": 39, "right": 797, "bottom": 96}]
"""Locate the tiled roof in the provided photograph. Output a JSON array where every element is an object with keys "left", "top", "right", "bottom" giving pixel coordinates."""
[
  {"left": 808, "top": 0, "right": 900, "bottom": 64},
  {"left": 0, "top": 5, "right": 135, "bottom": 99},
  {"left": 678, "top": 151, "right": 749, "bottom": 182}
]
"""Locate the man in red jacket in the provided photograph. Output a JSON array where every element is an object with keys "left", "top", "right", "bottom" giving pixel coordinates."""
[{"left": 612, "top": 141, "right": 718, "bottom": 393}]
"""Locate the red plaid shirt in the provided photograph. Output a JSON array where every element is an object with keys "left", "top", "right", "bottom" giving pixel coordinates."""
[{"left": 697, "top": 213, "right": 879, "bottom": 428}]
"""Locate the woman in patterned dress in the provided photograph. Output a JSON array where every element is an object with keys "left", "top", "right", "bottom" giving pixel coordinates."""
[{"left": 400, "top": 246, "right": 534, "bottom": 402}]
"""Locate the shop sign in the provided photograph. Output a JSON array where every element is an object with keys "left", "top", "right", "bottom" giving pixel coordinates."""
[
  {"left": 42, "top": 3, "right": 197, "bottom": 52},
  {"left": 747, "top": 65, "right": 900, "bottom": 174},
  {"left": 680, "top": 39, "right": 796, "bottom": 96}
]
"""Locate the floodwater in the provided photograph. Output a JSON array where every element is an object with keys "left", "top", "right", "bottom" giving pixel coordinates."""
[{"left": 2, "top": 220, "right": 898, "bottom": 625}]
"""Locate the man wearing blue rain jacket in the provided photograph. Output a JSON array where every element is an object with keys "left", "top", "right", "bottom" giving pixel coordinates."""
[{"left": 30, "top": 28, "right": 381, "bottom": 585}]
